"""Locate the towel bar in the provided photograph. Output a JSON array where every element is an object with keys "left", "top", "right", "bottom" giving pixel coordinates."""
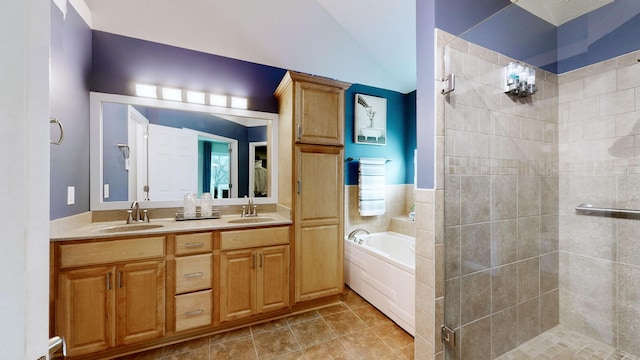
[{"left": 575, "top": 203, "right": 640, "bottom": 216}]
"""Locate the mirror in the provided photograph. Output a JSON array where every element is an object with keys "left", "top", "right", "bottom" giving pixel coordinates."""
[{"left": 90, "top": 92, "right": 279, "bottom": 210}]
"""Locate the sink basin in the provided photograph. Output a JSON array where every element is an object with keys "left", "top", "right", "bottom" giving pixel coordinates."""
[
  {"left": 226, "top": 217, "right": 277, "bottom": 224},
  {"left": 94, "top": 223, "right": 165, "bottom": 233}
]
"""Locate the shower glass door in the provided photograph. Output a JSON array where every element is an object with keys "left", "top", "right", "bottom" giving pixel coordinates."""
[{"left": 439, "top": 1, "right": 640, "bottom": 358}]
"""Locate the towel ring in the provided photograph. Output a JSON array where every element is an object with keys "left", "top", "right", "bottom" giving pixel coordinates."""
[{"left": 50, "top": 118, "right": 64, "bottom": 145}]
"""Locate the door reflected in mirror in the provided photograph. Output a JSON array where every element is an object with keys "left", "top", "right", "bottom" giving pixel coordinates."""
[{"left": 90, "top": 92, "right": 278, "bottom": 210}]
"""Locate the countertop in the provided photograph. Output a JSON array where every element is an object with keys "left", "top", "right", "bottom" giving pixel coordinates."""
[{"left": 50, "top": 212, "right": 292, "bottom": 241}]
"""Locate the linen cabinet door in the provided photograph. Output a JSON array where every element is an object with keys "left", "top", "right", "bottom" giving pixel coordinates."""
[
  {"left": 57, "top": 266, "right": 116, "bottom": 357},
  {"left": 116, "top": 260, "right": 166, "bottom": 345},
  {"left": 295, "top": 145, "right": 344, "bottom": 302}
]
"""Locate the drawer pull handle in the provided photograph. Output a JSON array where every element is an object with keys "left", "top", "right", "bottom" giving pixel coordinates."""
[
  {"left": 184, "top": 272, "right": 204, "bottom": 278},
  {"left": 184, "top": 309, "right": 203, "bottom": 317},
  {"left": 184, "top": 242, "right": 204, "bottom": 248}
]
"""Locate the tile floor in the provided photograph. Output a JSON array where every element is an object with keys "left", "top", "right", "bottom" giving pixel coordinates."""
[
  {"left": 496, "top": 325, "right": 640, "bottom": 360},
  {"left": 116, "top": 289, "right": 414, "bottom": 360}
]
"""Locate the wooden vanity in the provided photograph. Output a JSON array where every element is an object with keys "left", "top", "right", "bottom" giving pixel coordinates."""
[
  {"left": 50, "top": 71, "right": 350, "bottom": 359},
  {"left": 50, "top": 222, "right": 341, "bottom": 359}
]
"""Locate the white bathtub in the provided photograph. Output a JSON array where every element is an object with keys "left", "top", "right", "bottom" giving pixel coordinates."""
[{"left": 344, "top": 231, "right": 415, "bottom": 335}]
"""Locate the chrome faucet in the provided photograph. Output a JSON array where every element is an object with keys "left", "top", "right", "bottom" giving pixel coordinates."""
[
  {"left": 241, "top": 196, "right": 258, "bottom": 217},
  {"left": 347, "top": 228, "right": 370, "bottom": 242},
  {"left": 127, "top": 201, "right": 149, "bottom": 223}
]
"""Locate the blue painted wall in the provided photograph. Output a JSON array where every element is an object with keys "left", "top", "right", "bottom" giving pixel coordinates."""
[
  {"left": 49, "top": 7, "right": 417, "bottom": 218},
  {"left": 50, "top": 3, "right": 92, "bottom": 219},
  {"left": 557, "top": 0, "right": 640, "bottom": 73},
  {"left": 102, "top": 103, "right": 129, "bottom": 201},
  {"left": 91, "top": 31, "right": 287, "bottom": 113},
  {"left": 92, "top": 31, "right": 416, "bottom": 188},
  {"left": 344, "top": 84, "right": 415, "bottom": 185}
]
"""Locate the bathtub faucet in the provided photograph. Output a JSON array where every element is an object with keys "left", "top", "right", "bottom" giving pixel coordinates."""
[{"left": 347, "top": 228, "right": 370, "bottom": 242}]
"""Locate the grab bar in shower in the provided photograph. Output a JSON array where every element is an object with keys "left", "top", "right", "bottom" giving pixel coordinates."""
[{"left": 575, "top": 203, "right": 640, "bottom": 217}]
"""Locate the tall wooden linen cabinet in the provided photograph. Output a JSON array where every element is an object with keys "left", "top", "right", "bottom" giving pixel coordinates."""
[{"left": 275, "top": 71, "right": 351, "bottom": 302}]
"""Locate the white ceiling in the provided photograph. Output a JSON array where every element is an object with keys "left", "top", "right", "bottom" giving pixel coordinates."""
[
  {"left": 81, "top": 0, "right": 417, "bottom": 94},
  {"left": 514, "top": 0, "right": 614, "bottom": 26}
]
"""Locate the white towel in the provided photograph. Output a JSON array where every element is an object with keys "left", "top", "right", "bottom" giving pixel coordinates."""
[{"left": 358, "top": 158, "right": 386, "bottom": 216}]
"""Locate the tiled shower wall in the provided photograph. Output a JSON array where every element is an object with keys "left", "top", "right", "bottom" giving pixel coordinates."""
[
  {"left": 557, "top": 49, "right": 640, "bottom": 356},
  {"left": 344, "top": 184, "right": 415, "bottom": 236},
  {"left": 434, "top": 30, "right": 560, "bottom": 359}
]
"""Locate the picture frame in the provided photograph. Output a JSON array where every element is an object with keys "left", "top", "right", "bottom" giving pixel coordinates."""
[{"left": 354, "top": 93, "right": 387, "bottom": 145}]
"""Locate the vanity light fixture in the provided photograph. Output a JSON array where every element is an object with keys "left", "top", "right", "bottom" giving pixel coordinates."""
[
  {"left": 231, "top": 96, "right": 248, "bottom": 109},
  {"left": 162, "top": 87, "right": 183, "bottom": 102},
  {"left": 135, "top": 84, "right": 158, "bottom": 98},
  {"left": 210, "top": 94, "right": 227, "bottom": 107},
  {"left": 186, "top": 91, "right": 205, "bottom": 104}
]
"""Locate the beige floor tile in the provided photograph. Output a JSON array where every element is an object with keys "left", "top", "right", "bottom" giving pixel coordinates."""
[
  {"left": 396, "top": 343, "right": 415, "bottom": 360},
  {"left": 162, "top": 337, "right": 209, "bottom": 357},
  {"left": 210, "top": 326, "right": 252, "bottom": 344},
  {"left": 253, "top": 327, "right": 300, "bottom": 359},
  {"left": 352, "top": 304, "right": 392, "bottom": 327},
  {"left": 286, "top": 310, "right": 321, "bottom": 325},
  {"left": 270, "top": 350, "right": 306, "bottom": 360},
  {"left": 289, "top": 317, "right": 336, "bottom": 348},
  {"left": 341, "top": 289, "right": 369, "bottom": 309},
  {"left": 251, "top": 318, "right": 290, "bottom": 335},
  {"left": 303, "top": 338, "right": 353, "bottom": 360},
  {"left": 210, "top": 336, "right": 257, "bottom": 360},
  {"left": 323, "top": 310, "right": 369, "bottom": 336},
  {"left": 317, "top": 303, "right": 350, "bottom": 317},
  {"left": 162, "top": 344, "right": 209, "bottom": 360},
  {"left": 339, "top": 329, "right": 394, "bottom": 360},
  {"left": 372, "top": 323, "right": 414, "bottom": 351}
]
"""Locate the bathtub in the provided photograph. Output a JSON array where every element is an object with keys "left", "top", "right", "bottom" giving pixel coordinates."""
[{"left": 344, "top": 231, "right": 415, "bottom": 335}]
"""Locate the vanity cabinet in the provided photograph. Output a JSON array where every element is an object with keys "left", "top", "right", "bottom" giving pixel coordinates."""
[
  {"left": 219, "top": 227, "right": 290, "bottom": 322},
  {"left": 54, "top": 237, "right": 166, "bottom": 357},
  {"left": 173, "top": 232, "right": 213, "bottom": 332},
  {"left": 275, "top": 71, "right": 350, "bottom": 303}
]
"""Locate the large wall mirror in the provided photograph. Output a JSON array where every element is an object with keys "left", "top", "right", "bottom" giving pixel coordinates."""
[{"left": 90, "top": 92, "right": 278, "bottom": 210}]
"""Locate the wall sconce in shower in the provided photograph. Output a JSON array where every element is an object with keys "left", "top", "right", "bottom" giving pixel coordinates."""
[{"left": 504, "top": 62, "right": 537, "bottom": 97}]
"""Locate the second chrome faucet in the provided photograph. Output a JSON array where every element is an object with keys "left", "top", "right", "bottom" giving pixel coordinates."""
[
  {"left": 241, "top": 197, "right": 258, "bottom": 217},
  {"left": 127, "top": 201, "right": 150, "bottom": 223}
]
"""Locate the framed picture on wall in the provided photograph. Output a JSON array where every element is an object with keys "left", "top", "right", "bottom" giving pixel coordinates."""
[{"left": 354, "top": 93, "right": 387, "bottom": 145}]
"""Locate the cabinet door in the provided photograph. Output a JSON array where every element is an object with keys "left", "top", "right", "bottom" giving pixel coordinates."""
[
  {"left": 57, "top": 266, "right": 115, "bottom": 357},
  {"left": 295, "top": 145, "right": 344, "bottom": 301},
  {"left": 258, "top": 245, "right": 290, "bottom": 313},
  {"left": 220, "top": 249, "right": 256, "bottom": 322},
  {"left": 295, "top": 81, "right": 345, "bottom": 146},
  {"left": 296, "top": 145, "right": 343, "bottom": 225},
  {"left": 296, "top": 225, "right": 344, "bottom": 301},
  {"left": 116, "top": 261, "right": 165, "bottom": 345}
]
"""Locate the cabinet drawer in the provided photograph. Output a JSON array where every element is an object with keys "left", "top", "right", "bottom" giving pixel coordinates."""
[
  {"left": 175, "top": 290, "right": 212, "bottom": 332},
  {"left": 59, "top": 236, "right": 165, "bottom": 268},
  {"left": 220, "top": 227, "right": 289, "bottom": 250},
  {"left": 175, "top": 232, "right": 213, "bottom": 256},
  {"left": 175, "top": 254, "right": 212, "bottom": 294}
]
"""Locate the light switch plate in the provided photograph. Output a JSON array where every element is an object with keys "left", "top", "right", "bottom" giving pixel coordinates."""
[{"left": 67, "top": 186, "right": 75, "bottom": 205}]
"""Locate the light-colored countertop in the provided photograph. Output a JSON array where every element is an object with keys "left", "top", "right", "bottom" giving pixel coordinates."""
[{"left": 50, "top": 212, "right": 292, "bottom": 241}]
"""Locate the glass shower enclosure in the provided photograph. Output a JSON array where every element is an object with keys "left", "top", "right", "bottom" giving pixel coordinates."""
[{"left": 438, "top": 1, "right": 640, "bottom": 358}]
